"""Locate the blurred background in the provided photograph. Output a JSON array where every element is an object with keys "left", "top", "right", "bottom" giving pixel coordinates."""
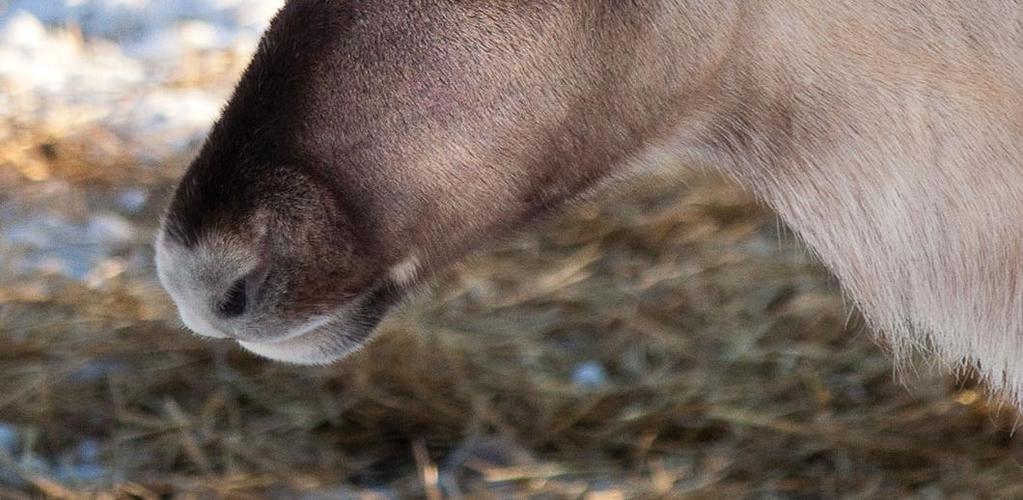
[{"left": 0, "top": 1, "right": 1021, "bottom": 498}]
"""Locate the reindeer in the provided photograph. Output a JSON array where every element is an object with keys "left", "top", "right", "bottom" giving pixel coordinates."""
[{"left": 156, "top": 0, "right": 1023, "bottom": 404}]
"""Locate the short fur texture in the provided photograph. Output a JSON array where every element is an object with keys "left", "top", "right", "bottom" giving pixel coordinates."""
[{"left": 158, "top": 0, "right": 1023, "bottom": 403}]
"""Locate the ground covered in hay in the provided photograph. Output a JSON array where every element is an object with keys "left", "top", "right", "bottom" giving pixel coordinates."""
[
  {"left": 3, "top": 142, "right": 1023, "bottom": 498},
  {"left": 2, "top": 2, "right": 1023, "bottom": 498}
]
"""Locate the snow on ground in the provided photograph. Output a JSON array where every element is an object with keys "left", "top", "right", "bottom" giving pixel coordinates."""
[
  {"left": 0, "top": 1, "right": 282, "bottom": 281},
  {"left": 0, "top": 4, "right": 287, "bottom": 482},
  {"left": 0, "top": 0, "right": 284, "bottom": 154}
]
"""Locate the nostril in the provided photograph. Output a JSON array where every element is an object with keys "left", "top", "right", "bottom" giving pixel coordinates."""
[{"left": 218, "top": 277, "right": 248, "bottom": 318}]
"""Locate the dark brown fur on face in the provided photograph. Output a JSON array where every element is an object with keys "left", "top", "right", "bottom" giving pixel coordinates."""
[
  {"left": 160, "top": 0, "right": 1023, "bottom": 406},
  {"left": 168, "top": 0, "right": 737, "bottom": 260}
]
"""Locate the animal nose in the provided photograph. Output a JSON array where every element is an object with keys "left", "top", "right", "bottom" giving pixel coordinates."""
[{"left": 217, "top": 277, "right": 248, "bottom": 318}]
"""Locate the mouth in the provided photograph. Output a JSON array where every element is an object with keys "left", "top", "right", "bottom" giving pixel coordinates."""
[{"left": 236, "top": 280, "right": 399, "bottom": 365}]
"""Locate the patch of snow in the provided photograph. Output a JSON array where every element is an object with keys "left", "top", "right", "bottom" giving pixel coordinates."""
[
  {"left": 123, "top": 87, "right": 225, "bottom": 152},
  {"left": 85, "top": 212, "right": 134, "bottom": 243},
  {"left": 1, "top": 0, "right": 281, "bottom": 46},
  {"left": 0, "top": 423, "right": 19, "bottom": 455},
  {"left": 54, "top": 443, "right": 105, "bottom": 485},
  {"left": 0, "top": 1, "right": 286, "bottom": 288},
  {"left": 68, "top": 360, "right": 128, "bottom": 383},
  {"left": 572, "top": 360, "right": 609, "bottom": 389},
  {"left": 17, "top": 453, "right": 49, "bottom": 478},
  {"left": 0, "top": 429, "right": 106, "bottom": 487},
  {"left": 114, "top": 187, "right": 148, "bottom": 213},
  {"left": 0, "top": 12, "right": 144, "bottom": 113},
  {"left": 0, "top": 0, "right": 285, "bottom": 157},
  {"left": 4, "top": 212, "right": 137, "bottom": 280}
]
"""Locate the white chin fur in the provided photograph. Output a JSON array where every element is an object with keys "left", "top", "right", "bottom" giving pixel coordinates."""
[{"left": 237, "top": 327, "right": 355, "bottom": 365}]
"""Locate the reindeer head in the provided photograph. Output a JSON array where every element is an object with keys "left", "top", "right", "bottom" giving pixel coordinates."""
[
  {"left": 155, "top": 0, "right": 714, "bottom": 363},
  {"left": 154, "top": 0, "right": 1023, "bottom": 406}
]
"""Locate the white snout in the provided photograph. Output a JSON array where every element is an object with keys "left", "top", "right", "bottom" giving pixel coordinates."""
[{"left": 155, "top": 232, "right": 260, "bottom": 340}]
